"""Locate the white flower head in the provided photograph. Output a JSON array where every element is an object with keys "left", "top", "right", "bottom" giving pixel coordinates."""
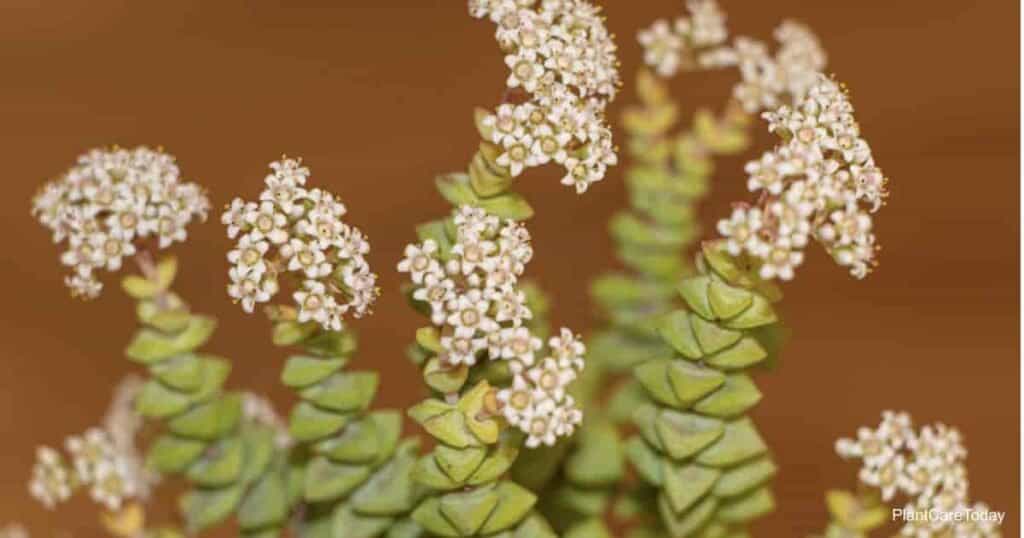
[
  {"left": 223, "top": 157, "right": 378, "bottom": 330},
  {"left": 472, "top": 0, "right": 621, "bottom": 193},
  {"left": 32, "top": 146, "right": 209, "bottom": 299},
  {"left": 715, "top": 76, "right": 888, "bottom": 281},
  {"left": 402, "top": 205, "right": 588, "bottom": 449},
  {"left": 836, "top": 411, "right": 1000, "bottom": 537},
  {"left": 638, "top": 1, "right": 826, "bottom": 120}
]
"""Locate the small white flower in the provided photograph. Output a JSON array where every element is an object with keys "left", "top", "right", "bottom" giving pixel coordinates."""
[
  {"left": 504, "top": 48, "right": 545, "bottom": 92},
  {"left": 155, "top": 205, "right": 189, "bottom": 249},
  {"left": 489, "top": 288, "right": 532, "bottom": 326},
  {"left": 530, "top": 123, "right": 571, "bottom": 165},
  {"left": 451, "top": 237, "right": 498, "bottom": 276},
  {"left": 523, "top": 405, "right": 561, "bottom": 448},
  {"left": 261, "top": 171, "right": 307, "bottom": 217},
  {"left": 560, "top": 157, "right": 603, "bottom": 194},
  {"left": 28, "top": 447, "right": 72, "bottom": 510},
  {"left": 227, "top": 266, "right": 277, "bottom": 313},
  {"left": 527, "top": 356, "right": 576, "bottom": 402},
  {"left": 397, "top": 240, "right": 441, "bottom": 284},
  {"left": 282, "top": 238, "right": 332, "bottom": 279},
  {"left": 245, "top": 201, "right": 289, "bottom": 245},
  {"left": 227, "top": 233, "right": 271, "bottom": 278},
  {"left": 494, "top": 327, "right": 543, "bottom": 369},
  {"left": 336, "top": 225, "right": 371, "bottom": 260},
  {"left": 483, "top": 104, "right": 527, "bottom": 144},
  {"left": 441, "top": 330, "right": 489, "bottom": 366},
  {"left": 716, "top": 207, "right": 764, "bottom": 256},
  {"left": 767, "top": 199, "right": 811, "bottom": 248},
  {"left": 548, "top": 327, "right": 585, "bottom": 370},
  {"left": 447, "top": 290, "right": 496, "bottom": 334},
  {"left": 65, "top": 428, "right": 114, "bottom": 483},
  {"left": 60, "top": 234, "right": 100, "bottom": 269},
  {"left": 269, "top": 157, "right": 310, "bottom": 186},
  {"left": 453, "top": 205, "right": 499, "bottom": 239},
  {"left": 65, "top": 271, "right": 102, "bottom": 299},
  {"left": 757, "top": 237, "right": 803, "bottom": 281},
  {"left": 496, "top": 133, "right": 535, "bottom": 177},
  {"left": 306, "top": 188, "right": 347, "bottom": 218},
  {"left": 638, "top": 19, "right": 683, "bottom": 77},
  {"left": 294, "top": 280, "right": 334, "bottom": 328},
  {"left": 413, "top": 272, "right": 457, "bottom": 325},
  {"left": 496, "top": 374, "right": 537, "bottom": 427},
  {"left": 222, "top": 198, "right": 254, "bottom": 239},
  {"left": 745, "top": 152, "right": 787, "bottom": 194},
  {"left": 90, "top": 458, "right": 136, "bottom": 511}
]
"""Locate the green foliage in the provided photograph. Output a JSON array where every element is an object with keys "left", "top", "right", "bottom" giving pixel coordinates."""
[
  {"left": 272, "top": 320, "right": 423, "bottom": 538},
  {"left": 535, "top": 68, "right": 757, "bottom": 535},
  {"left": 121, "top": 257, "right": 290, "bottom": 536},
  {"left": 627, "top": 245, "right": 782, "bottom": 537}
]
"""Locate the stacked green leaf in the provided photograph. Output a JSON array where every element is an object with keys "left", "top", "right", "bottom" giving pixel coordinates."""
[
  {"left": 590, "top": 68, "right": 751, "bottom": 380},
  {"left": 271, "top": 321, "right": 422, "bottom": 538},
  {"left": 628, "top": 243, "right": 782, "bottom": 538},
  {"left": 122, "top": 257, "right": 291, "bottom": 536},
  {"left": 407, "top": 378, "right": 551, "bottom": 538},
  {"left": 528, "top": 417, "right": 625, "bottom": 538},
  {"left": 535, "top": 69, "right": 752, "bottom": 534}
]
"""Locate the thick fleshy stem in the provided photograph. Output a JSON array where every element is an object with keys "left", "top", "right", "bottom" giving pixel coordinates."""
[
  {"left": 266, "top": 314, "right": 422, "bottom": 538},
  {"left": 403, "top": 113, "right": 559, "bottom": 538},
  {"left": 122, "top": 254, "right": 291, "bottom": 536}
]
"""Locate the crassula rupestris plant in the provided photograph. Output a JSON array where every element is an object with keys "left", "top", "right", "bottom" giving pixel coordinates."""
[
  {"left": 395, "top": 1, "right": 620, "bottom": 536},
  {"left": 17, "top": 2, "right": 1004, "bottom": 538}
]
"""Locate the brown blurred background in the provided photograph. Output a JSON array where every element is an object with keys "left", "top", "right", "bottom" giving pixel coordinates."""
[{"left": 0, "top": 1, "right": 1018, "bottom": 536}]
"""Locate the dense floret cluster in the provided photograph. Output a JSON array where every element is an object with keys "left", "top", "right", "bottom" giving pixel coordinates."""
[
  {"left": 222, "top": 157, "right": 378, "bottom": 331},
  {"left": 400, "top": 205, "right": 585, "bottom": 447},
  {"left": 469, "top": 0, "right": 621, "bottom": 193},
  {"left": 31, "top": 147, "right": 209, "bottom": 299}
]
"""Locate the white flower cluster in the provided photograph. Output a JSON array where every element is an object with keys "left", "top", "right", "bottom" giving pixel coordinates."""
[
  {"left": 716, "top": 75, "right": 887, "bottom": 281},
  {"left": 222, "top": 157, "right": 378, "bottom": 331},
  {"left": 29, "top": 429, "right": 143, "bottom": 512},
  {"left": 722, "top": 21, "right": 827, "bottom": 114},
  {"left": 468, "top": 0, "right": 621, "bottom": 194},
  {"left": 29, "top": 377, "right": 155, "bottom": 512},
  {"left": 836, "top": 412, "right": 1000, "bottom": 537},
  {"left": 31, "top": 146, "right": 209, "bottom": 300},
  {"left": 398, "top": 206, "right": 585, "bottom": 448},
  {"left": 638, "top": 1, "right": 826, "bottom": 114},
  {"left": 638, "top": 0, "right": 728, "bottom": 77}
]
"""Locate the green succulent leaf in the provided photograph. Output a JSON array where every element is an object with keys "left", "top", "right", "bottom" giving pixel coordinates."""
[{"left": 181, "top": 484, "right": 244, "bottom": 533}]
